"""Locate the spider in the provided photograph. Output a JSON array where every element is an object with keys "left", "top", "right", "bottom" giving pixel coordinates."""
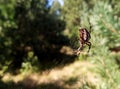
[{"left": 74, "top": 22, "right": 92, "bottom": 55}]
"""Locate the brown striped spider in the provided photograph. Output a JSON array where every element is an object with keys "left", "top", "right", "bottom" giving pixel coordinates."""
[{"left": 74, "top": 22, "right": 92, "bottom": 55}]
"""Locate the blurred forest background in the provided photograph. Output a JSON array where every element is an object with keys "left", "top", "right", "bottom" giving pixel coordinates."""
[{"left": 0, "top": 0, "right": 120, "bottom": 89}]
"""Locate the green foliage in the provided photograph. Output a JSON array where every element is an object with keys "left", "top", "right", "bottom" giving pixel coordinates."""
[
  {"left": 0, "top": 0, "right": 16, "bottom": 73},
  {"left": 90, "top": 1, "right": 120, "bottom": 48},
  {"left": 0, "top": 0, "right": 16, "bottom": 28},
  {"left": 62, "top": 0, "right": 120, "bottom": 88},
  {"left": 20, "top": 51, "right": 39, "bottom": 73},
  {"left": 88, "top": 2, "right": 120, "bottom": 88}
]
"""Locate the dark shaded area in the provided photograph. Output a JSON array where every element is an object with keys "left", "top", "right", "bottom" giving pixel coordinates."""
[
  {"left": 109, "top": 46, "right": 120, "bottom": 53},
  {"left": 0, "top": 76, "right": 79, "bottom": 89},
  {"left": 0, "top": 80, "right": 66, "bottom": 89},
  {"left": 38, "top": 83, "right": 66, "bottom": 89},
  {"left": 109, "top": 46, "right": 120, "bottom": 68},
  {"left": 65, "top": 77, "right": 78, "bottom": 85},
  {"left": 0, "top": 0, "right": 76, "bottom": 72},
  {"left": 40, "top": 54, "right": 76, "bottom": 70}
]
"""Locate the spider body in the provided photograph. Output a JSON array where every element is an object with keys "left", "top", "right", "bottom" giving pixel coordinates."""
[
  {"left": 79, "top": 28, "right": 91, "bottom": 44},
  {"left": 75, "top": 28, "right": 91, "bottom": 55}
]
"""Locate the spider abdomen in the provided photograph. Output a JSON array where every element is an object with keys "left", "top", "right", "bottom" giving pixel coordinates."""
[{"left": 79, "top": 28, "right": 91, "bottom": 42}]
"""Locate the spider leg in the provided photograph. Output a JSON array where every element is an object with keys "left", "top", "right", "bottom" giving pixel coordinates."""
[
  {"left": 74, "top": 40, "right": 83, "bottom": 55},
  {"left": 77, "top": 40, "right": 83, "bottom": 51},
  {"left": 88, "top": 18, "right": 92, "bottom": 33},
  {"left": 86, "top": 42, "right": 91, "bottom": 52}
]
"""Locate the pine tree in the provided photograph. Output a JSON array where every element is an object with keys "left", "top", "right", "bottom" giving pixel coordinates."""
[{"left": 61, "top": 0, "right": 120, "bottom": 88}]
